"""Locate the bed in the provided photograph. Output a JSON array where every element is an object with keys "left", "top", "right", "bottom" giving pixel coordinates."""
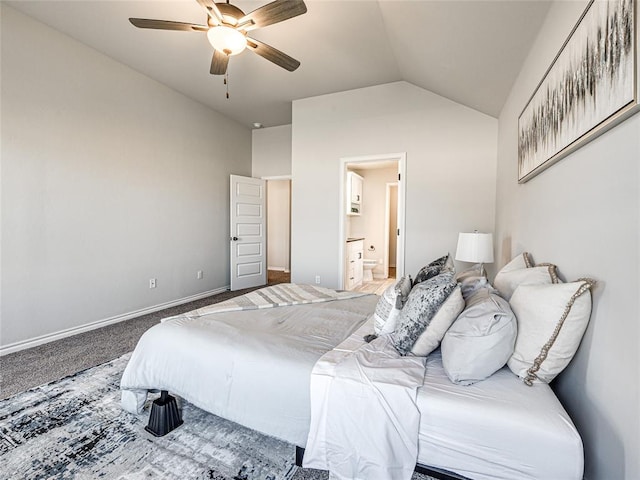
[
  {"left": 120, "top": 283, "right": 584, "bottom": 480},
  {"left": 120, "top": 286, "right": 378, "bottom": 447},
  {"left": 302, "top": 317, "right": 584, "bottom": 480}
]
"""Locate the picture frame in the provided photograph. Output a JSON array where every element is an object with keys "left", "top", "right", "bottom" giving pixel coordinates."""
[{"left": 518, "top": 0, "right": 639, "bottom": 183}]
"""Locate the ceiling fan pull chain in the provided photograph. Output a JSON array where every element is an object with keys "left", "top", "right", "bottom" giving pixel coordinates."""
[{"left": 225, "top": 70, "right": 230, "bottom": 99}]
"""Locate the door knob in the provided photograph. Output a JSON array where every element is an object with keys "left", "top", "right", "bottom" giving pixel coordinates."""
[{"left": 231, "top": 236, "right": 239, "bottom": 241}]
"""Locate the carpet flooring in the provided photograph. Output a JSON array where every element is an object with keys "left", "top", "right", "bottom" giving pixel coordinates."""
[{"left": 1, "top": 284, "right": 271, "bottom": 399}]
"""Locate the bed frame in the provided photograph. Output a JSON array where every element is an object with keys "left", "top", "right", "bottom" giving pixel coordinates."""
[
  {"left": 145, "top": 393, "right": 470, "bottom": 480},
  {"left": 294, "top": 446, "right": 471, "bottom": 480}
]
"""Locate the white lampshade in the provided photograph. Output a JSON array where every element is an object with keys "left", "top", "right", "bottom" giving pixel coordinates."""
[{"left": 455, "top": 232, "right": 494, "bottom": 264}]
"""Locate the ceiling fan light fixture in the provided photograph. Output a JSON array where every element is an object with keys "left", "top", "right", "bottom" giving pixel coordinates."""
[{"left": 207, "top": 25, "right": 246, "bottom": 55}]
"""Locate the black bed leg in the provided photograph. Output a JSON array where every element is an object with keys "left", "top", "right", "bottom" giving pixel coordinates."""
[
  {"left": 145, "top": 390, "right": 184, "bottom": 437},
  {"left": 295, "top": 446, "right": 305, "bottom": 467}
]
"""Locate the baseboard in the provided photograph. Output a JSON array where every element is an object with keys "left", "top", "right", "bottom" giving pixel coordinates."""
[{"left": 0, "top": 286, "right": 230, "bottom": 356}]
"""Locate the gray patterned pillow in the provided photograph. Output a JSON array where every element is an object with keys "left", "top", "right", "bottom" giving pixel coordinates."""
[
  {"left": 413, "top": 253, "right": 453, "bottom": 286},
  {"left": 373, "top": 275, "right": 412, "bottom": 334},
  {"left": 392, "top": 271, "right": 457, "bottom": 355}
]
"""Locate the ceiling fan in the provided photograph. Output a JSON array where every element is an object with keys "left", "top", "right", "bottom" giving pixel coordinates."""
[{"left": 129, "top": 0, "right": 307, "bottom": 75}]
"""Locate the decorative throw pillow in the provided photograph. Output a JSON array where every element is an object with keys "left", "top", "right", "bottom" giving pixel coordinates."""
[
  {"left": 454, "top": 264, "right": 483, "bottom": 282},
  {"left": 507, "top": 279, "right": 595, "bottom": 385},
  {"left": 373, "top": 275, "right": 412, "bottom": 334},
  {"left": 410, "top": 286, "right": 465, "bottom": 357},
  {"left": 413, "top": 253, "right": 454, "bottom": 286},
  {"left": 392, "top": 271, "right": 457, "bottom": 355},
  {"left": 441, "top": 287, "right": 517, "bottom": 385},
  {"left": 494, "top": 253, "right": 557, "bottom": 301}
]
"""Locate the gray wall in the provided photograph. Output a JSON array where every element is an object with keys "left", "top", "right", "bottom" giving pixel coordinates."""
[
  {"left": 266, "top": 179, "right": 291, "bottom": 272},
  {"left": 291, "top": 81, "right": 498, "bottom": 288},
  {"left": 494, "top": 1, "right": 639, "bottom": 478},
  {"left": 1, "top": 6, "right": 252, "bottom": 350},
  {"left": 252, "top": 125, "right": 292, "bottom": 178}
]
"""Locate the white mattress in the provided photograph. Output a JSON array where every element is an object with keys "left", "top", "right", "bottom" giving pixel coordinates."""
[
  {"left": 120, "top": 294, "right": 378, "bottom": 447},
  {"left": 416, "top": 351, "right": 584, "bottom": 480}
]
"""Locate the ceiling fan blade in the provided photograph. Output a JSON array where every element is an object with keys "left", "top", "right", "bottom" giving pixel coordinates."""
[
  {"left": 210, "top": 49, "right": 229, "bottom": 75},
  {"left": 129, "top": 18, "right": 208, "bottom": 32},
  {"left": 238, "top": 0, "right": 307, "bottom": 31},
  {"left": 246, "top": 37, "right": 300, "bottom": 72},
  {"left": 195, "top": 0, "right": 223, "bottom": 25}
]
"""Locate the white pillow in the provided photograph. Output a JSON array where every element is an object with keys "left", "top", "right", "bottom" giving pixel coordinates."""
[
  {"left": 411, "top": 286, "right": 465, "bottom": 357},
  {"left": 441, "top": 288, "right": 517, "bottom": 385},
  {"left": 507, "top": 279, "right": 595, "bottom": 385},
  {"left": 373, "top": 275, "right": 412, "bottom": 334},
  {"left": 494, "top": 253, "right": 557, "bottom": 301},
  {"left": 499, "top": 252, "right": 533, "bottom": 272}
]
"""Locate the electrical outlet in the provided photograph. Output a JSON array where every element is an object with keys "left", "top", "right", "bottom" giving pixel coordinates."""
[
  {"left": 197, "top": 270, "right": 203, "bottom": 280},
  {"left": 315, "top": 275, "right": 321, "bottom": 284},
  {"left": 149, "top": 278, "right": 156, "bottom": 289}
]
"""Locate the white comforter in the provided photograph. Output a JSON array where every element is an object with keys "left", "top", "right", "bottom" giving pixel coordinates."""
[
  {"left": 304, "top": 320, "right": 426, "bottom": 480},
  {"left": 120, "top": 293, "right": 377, "bottom": 446}
]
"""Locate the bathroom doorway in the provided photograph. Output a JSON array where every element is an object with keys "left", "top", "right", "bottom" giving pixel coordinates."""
[
  {"left": 265, "top": 177, "right": 291, "bottom": 285},
  {"left": 338, "top": 153, "right": 406, "bottom": 291}
]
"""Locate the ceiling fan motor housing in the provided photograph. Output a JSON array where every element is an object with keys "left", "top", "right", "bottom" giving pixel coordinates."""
[{"left": 212, "top": 3, "right": 245, "bottom": 26}]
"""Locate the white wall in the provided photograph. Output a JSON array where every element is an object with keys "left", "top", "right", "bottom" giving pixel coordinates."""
[
  {"left": 291, "top": 81, "right": 498, "bottom": 287},
  {"left": 252, "top": 125, "right": 292, "bottom": 178},
  {"left": 1, "top": 6, "right": 252, "bottom": 350},
  {"left": 495, "top": 1, "right": 639, "bottom": 479},
  {"left": 350, "top": 167, "right": 397, "bottom": 277},
  {"left": 267, "top": 180, "right": 291, "bottom": 271}
]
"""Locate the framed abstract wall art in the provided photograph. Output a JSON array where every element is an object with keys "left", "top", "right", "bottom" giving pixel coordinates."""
[{"left": 518, "top": 0, "right": 639, "bottom": 183}]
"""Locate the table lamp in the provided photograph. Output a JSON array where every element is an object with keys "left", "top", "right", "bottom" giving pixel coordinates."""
[{"left": 455, "top": 231, "right": 494, "bottom": 276}]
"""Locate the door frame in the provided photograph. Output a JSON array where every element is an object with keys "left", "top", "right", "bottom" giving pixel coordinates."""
[{"left": 338, "top": 153, "right": 407, "bottom": 289}]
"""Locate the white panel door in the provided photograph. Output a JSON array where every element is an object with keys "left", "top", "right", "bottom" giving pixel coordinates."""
[{"left": 230, "top": 175, "right": 267, "bottom": 291}]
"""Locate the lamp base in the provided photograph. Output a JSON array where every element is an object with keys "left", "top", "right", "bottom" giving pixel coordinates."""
[{"left": 145, "top": 390, "right": 183, "bottom": 437}]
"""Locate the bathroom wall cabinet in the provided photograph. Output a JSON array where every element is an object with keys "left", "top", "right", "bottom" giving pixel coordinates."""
[
  {"left": 346, "top": 171, "right": 363, "bottom": 216},
  {"left": 345, "top": 239, "right": 364, "bottom": 290}
]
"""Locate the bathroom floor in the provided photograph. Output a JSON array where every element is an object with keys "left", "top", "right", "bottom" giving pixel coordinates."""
[{"left": 353, "top": 267, "right": 396, "bottom": 295}]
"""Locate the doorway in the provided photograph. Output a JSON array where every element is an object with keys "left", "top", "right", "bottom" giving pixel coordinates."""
[
  {"left": 265, "top": 177, "right": 291, "bottom": 285},
  {"left": 338, "top": 153, "right": 406, "bottom": 291}
]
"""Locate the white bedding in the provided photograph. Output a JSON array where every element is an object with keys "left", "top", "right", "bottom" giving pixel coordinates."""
[
  {"left": 304, "top": 334, "right": 425, "bottom": 480},
  {"left": 417, "top": 351, "right": 584, "bottom": 480},
  {"left": 305, "top": 316, "right": 583, "bottom": 480},
  {"left": 120, "top": 294, "right": 378, "bottom": 446}
]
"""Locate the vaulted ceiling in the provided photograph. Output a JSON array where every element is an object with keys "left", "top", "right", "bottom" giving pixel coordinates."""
[{"left": 8, "top": 0, "right": 552, "bottom": 128}]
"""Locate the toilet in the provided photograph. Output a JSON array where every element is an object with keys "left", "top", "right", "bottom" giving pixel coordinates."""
[{"left": 362, "top": 259, "right": 377, "bottom": 282}]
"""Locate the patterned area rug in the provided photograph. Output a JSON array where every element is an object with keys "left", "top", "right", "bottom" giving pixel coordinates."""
[
  {"left": 0, "top": 354, "right": 438, "bottom": 480},
  {"left": 0, "top": 354, "right": 296, "bottom": 480}
]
